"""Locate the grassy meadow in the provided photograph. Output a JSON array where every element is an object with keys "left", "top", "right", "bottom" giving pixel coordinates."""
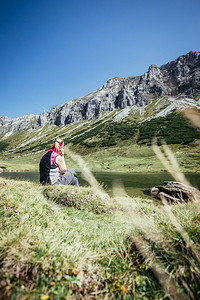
[
  {"left": 1, "top": 176, "right": 200, "bottom": 299},
  {"left": 1, "top": 142, "right": 200, "bottom": 174}
]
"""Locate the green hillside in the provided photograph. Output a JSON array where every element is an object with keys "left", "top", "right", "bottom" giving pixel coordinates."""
[
  {"left": 138, "top": 111, "right": 200, "bottom": 145},
  {"left": 0, "top": 103, "right": 200, "bottom": 173},
  {"left": 69, "top": 110, "right": 200, "bottom": 148}
]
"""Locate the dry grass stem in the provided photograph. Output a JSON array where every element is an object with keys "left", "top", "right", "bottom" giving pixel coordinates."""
[
  {"left": 65, "top": 147, "right": 109, "bottom": 200},
  {"left": 133, "top": 236, "right": 187, "bottom": 300},
  {"left": 152, "top": 136, "right": 200, "bottom": 270},
  {"left": 112, "top": 179, "right": 129, "bottom": 199},
  {"left": 183, "top": 107, "right": 200, "bottom": 131},
  {"left": 152, "top": 138, "right": 191, "bottom": 187},
  {"left": 160, "top": 194, "right": 200, "bottom": 266},
  {"left": 112, "top": 179, "right": 139, "bottom": 210}
]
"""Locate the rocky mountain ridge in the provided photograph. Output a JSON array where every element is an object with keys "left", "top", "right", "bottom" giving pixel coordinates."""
[
  {"left": 1, "top": 51, "right": 200, "bottom": 135},
  {"left": 0, "top": 114, "right": 37, "bottom": 135}
]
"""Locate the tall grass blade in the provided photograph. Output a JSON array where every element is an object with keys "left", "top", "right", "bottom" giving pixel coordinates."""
[
  {"left": 152, "top": 138, "right": 191, "bottom": 186},
  {"left": 183, "top": 107, "right": 200, "bottom": 131},
  {"left": 160, "top": 194, "right": 200, "bottom": 266},
  {"left": 64, "top": 147, "right": 109, "bottom": 200},
  {"left": 133, "top": 236, "right": 188, "bottom": 300}
]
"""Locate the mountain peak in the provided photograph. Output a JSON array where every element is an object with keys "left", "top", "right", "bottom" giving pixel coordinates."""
[{"left": 148, "top": 64, "right": 159, "bottom": 71}]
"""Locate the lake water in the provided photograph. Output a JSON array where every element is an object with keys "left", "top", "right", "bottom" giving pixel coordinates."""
[{"left": 0, "top": 171, "right": 199, "bottom": 198}]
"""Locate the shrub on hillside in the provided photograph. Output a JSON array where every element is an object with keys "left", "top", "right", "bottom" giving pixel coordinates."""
[
  {"left": 138, "top": 111, "right": 200, "bottom": 145},
  {"left": 71, "top": 121, "right": 138, "bottom": 147}
]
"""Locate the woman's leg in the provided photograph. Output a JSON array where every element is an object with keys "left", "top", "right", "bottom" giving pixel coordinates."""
[{"left": 57, "top": 170, "right": 79, "bottom": 186}]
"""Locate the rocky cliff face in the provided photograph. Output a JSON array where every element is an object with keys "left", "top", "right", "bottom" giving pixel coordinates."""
[
  {"left": 1, "top": 51, "right": 200, "bottom": 134},
  {"left": 0, "top": 114, "right": 37, "bottom": 136}
]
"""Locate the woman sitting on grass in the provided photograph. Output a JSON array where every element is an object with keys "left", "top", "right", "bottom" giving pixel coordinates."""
[{"left": 39, "top": 137, "right": 79, "bottom": 186}]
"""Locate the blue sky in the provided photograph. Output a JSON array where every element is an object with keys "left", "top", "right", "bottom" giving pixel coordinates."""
[{"left": 0, "top": 0, "right": 199, "bottom": 118}]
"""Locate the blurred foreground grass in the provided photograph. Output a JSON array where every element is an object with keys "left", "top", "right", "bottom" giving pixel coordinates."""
[{"left": 1, "top": 177, "right": 200, "bottom": 299}]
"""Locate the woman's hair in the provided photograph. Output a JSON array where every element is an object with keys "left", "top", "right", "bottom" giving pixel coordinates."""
[{"left": 52, "top": 137, "right": 64, "bottom": 153}]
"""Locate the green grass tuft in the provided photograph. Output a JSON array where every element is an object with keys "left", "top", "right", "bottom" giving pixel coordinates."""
[{"left": 43, "top": 185, "right": 110, "bottom": 214}]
